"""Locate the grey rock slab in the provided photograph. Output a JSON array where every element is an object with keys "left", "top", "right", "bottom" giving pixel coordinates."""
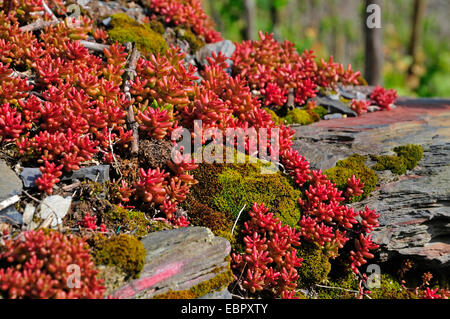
[
  {"left": 112, "top": 227, "right": 231, "bottom": 299},
  {"left": 324, "top": 113, "right": 343, "bottom": 120},
  {"left": 195, "top": 40, "right": 235, "bottom": 71},
  {"left": 198, "top": 287, "right": 232, "bottom": 299},
  {"left": 37, "top": 195, "right": 72, "bottom": 228},
  {"left": 21, "top": 165, "right": 110, "bottom": 187},
  {"left": 312, "top": 96, "right": 358, "bottom": 117},
  {"left": 352, "top": 143, "right": 450, "bottom": 269},
  {"left": 0, "top": 160, "right": 23, "bottom": 224}
]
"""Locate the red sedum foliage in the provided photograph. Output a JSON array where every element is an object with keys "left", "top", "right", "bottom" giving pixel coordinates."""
[
  {"left": 146, "top": 0, "right": 222, "bottom": 43},
  {"left": 370, "top": 86, "right": 398, "bottom": 111},
  {"left": 232, "top": 32, "right": 361, "bottom": 109},
  {"left": 0, "top": 230, "right": 105, "bottom": 299},
  {"left": 232, "top": 203, "right": 303, "bottom": 298}
]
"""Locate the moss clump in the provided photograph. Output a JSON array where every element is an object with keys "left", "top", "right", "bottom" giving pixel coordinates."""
[
  {"left": 153, "top": 268, "right": 233, "bottom": 299},
  {"left": 324, "top": 154, "right": 377, "bottom": 202},
  {"left": 175, "top": 27, "right": 206, "bottom": 52},
  {"left": 108, "top": 13, "right": 167, "bottom": 57},
  {"left": 312, "top": 105, "right": 328, "bottom": 119},
  {"left": 148, "top": 19, "right": 165, "bottom": 34},
  {"left": 283, "top": 109, "right": 313, "bottom": 125},
  {"left": 393, "top": 144, "right": 423, "bottom": 170},
  {"left": 262, "top": 107, "right": 282, "bottom": 125},
  {"left": 317, "top": 271, "right": 360, "bottom": 299},
  {"left": 212, "top": 164, "right": 302, "bottom": 228},
  {"left": 372, "top": 155, "right": 407, "bottom": 175},
  {"left": 370, "top": 274, "right": 416, "bottom": 299},
  {"left": 187, "top": 149, "right": 302, "bottom": 248},
  {"left": 297, "top": 242, "right": 331, "bottom": 287},
  {"left": 94, "top": 234, "right": 146, "bottom": 279},
  {"left": 104, "top": 205, "right": 150, "bottom": 239}
]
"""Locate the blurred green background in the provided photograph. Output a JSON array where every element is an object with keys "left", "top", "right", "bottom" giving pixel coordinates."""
[{"left": 203, "top": 0, "right": 450, "bottom": 97}]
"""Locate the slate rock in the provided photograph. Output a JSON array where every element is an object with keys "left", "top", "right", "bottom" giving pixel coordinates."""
[
  {"left": 195, "top": 40, "right": 235, "bottom": 72},
  {"left": 112, "top": 227, "right": 232, "bottom": 299},
  {"left": 324, "top": 113, "right": 343, "bottom": 120},
  {"left": 21, "top": 165, "right": 110, "bottom": 188},
  {"left": 198, "top": 287, "right": 232, "bottom": 299},
  {"left": 312, "top": 96, "right": 357, "bottom": 117},
  {"left": 291, "top": 101, "right": 450, "bottom": 270},
  {"left": 37, "top": 195, "right": 72, "bottom": 228},
  {"left": 352, "top": 142, "right": 450, "bottom": 269},
  {"left": 0, "top": 160, "right": 23, "bottom": 224}
]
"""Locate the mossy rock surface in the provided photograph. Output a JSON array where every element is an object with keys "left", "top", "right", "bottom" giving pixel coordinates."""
[
  {"left": 94, "top": 234, "right": 146, "bottom": 279},
  {"left": 262, "top": 107, "right": 282, "bottom": 125},
  {"left": 186, "top": 150, "right": 302, "bottom": 245},
  {"left": 108, "top": 13, "right": 167, "bottom": 57},
  {"left": 103, "top": 205, "right": 150, "bottom": 239},
  {"left": 312, "top": 105, "right": 328, "bottom": 119},
  {"left": 316, "top": 271, "right": 360, "bottom": 299},
  {"left": 372, "top": 154, "right": 407, "bottom": 175},
  {"left": 324, "top": 154, "right": 377, "bottom": 202},
  {"left": 284, "top": 109, "right": 313, "bottom": 125},
  {"left": 175, "top": 27, "right": 206, "bottom": 52},
  {"left": 370, "top": 274, "right": 416, "bottom": 299},
  {"left": 393, "top": 144, "right": 423, "bottom": 170},
  {"left": 153, "top": 269, "right": 233, "bottom": 299},
  {"left": 297, "top": 242, "right": 331, "bottom": 287}
]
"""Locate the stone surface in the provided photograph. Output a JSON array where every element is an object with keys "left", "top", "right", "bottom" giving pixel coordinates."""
[
  {"left": 0, "top": 160, "right": 23, "bottom": 224},
  {"left": 311, "top": 96, "right": 358, "bottom": 117},
  {"left": 37, "top": 195, "right": 72, "bottom": 228},
  {"left": 21, "top": 165, "right": 110, "bottom": 187},
  {"left": 112, "top": 227, "right": 232, "bottom": 299},
  {"left": 292, "top": 101, "right": 450, "bottom": 270},
  {"left": 324, "top": 113, "right": 343, "bottom": 120},
  {"left": 195, "top": 40, "right": 235, "bottom": 71}
]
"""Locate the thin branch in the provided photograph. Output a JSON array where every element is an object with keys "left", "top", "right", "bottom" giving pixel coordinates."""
[
  {"left": 315, "top": 284, "right": 372, "bottom": 299},
  {"left": 42, "top": 0, "right": 58, "bottom": 21},
  {"left": 231, "top": 204, "right": 246, "bottom": 236},
  {"left": 79, "top": 40, "right": 110, "bottom": 52},
  {"left": 122, "top": 44, "right": 141, "bottom": 156},
  {"left": 20, "top": 19, "right": 59, "bottom": 32}
]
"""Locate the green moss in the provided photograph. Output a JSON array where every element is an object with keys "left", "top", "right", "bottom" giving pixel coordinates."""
[
  {"left": 324, "top": 154, "right": 378, "bottom": 202},
  {"left": 297, "top": 242, "right": 331, "bottom": 287},
  {"left": 94, "top": 234, "right": 146, "bottom": 279},
  {"left": 148, "top": 20, "right": 165, "bottom": 34},
  {"left": 104, "top": 205, "right": 150, "bottom": 239},
  {"left": 370, "top": 274, "right": 416, "bottom": 299},
  {"left": 262, "top": 107, "right": 282, "bottom": 125},
  {"left": 187, "top": 149, "right": 302, "bottom": 249},
  {"left": 317, "top": 271, "right": 360, "bottom": 299},
  {"left": 393, "top": 144, "right": 423, "bottom": 170},
  {"left": 372, "top": 155, "right": 407, "bottom": 175},
  {"left": 175, "top": 27, "right": 206, "bottom": 52},
  {"left": 108, "top": 13, "right": 167, "bottom": 57},
  {"left": 312, "top": 105, "right": 328, "bottom": 119},
  {"left": 212, "top": 164, "right": 302, "bottom": 228},
  {"left": 153, "top": 268, "right": 233, "bottom": 299},
  {"left": 283, "top": 109, "right": 313, "bottom": 125}
]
